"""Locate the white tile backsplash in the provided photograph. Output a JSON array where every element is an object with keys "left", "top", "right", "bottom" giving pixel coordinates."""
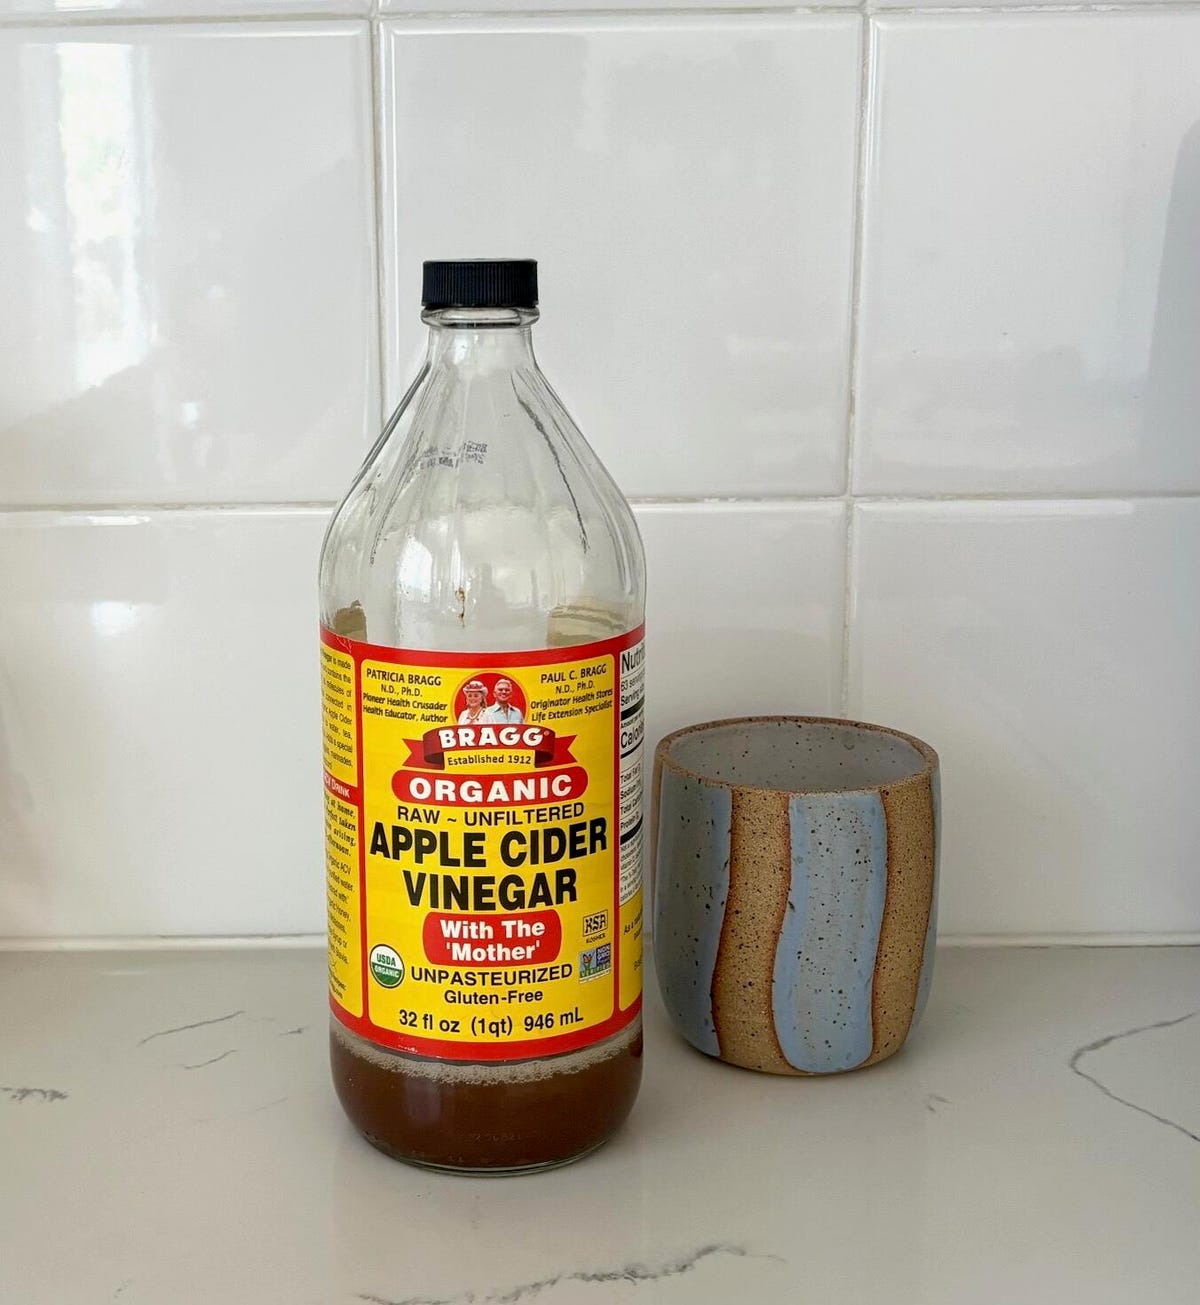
[
  {"left": 850, "top": 499, "right": 1200, "bottom": 937},
  {"left": 0, "top": 23, "right": 377, "bottom": 507},
  {"left": 856, "top": 14, "right": 1200, "bottom": 496},
  {"left": 0, "top": 7, "right": 1198, "bottom": 941},
  {"left": 381, "top": 16, "right": 861, "bottom": 499},
  {"left": 638, "top": 502, "right": 845, "bottom": 752},
  {"left": 0, "top": 510, "right": 328, "bottom": 938}
]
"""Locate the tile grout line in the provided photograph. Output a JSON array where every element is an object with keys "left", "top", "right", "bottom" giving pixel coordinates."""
[
  {"left": 0, "top": 10, "right": 373, "bottom": 29},
  {"left": 842, "top": 488, "right": 1200, "bottom": 502},
  {"left": 0, "top": 502, "right": 342, "bottom": 516},
  {"left": 838, "top": 11, "right": 875, "bottom": 719},
  {"left": 7, "top": 4, "right": 1200, "bottom": 29},
  {"left": 328, "top": 7, "right": 867, "bottom": 20},
  {"left": 933, "top": 932, "right": 1200, "bottom": 947},
  {"left": 2, "top": 930, "right": 1197, "bottom": 951},
  {"left": 369, "top": 12, "right": 390, "bottom": 434},
  {"left": 378, "top": 5, "right": 862, "bottom": 17},
  {"left": 3, "top": 490, "right": 1200, "bottom": 517},
  {"left": 867, "top": 2, "right": 1200, "bottom": 12},
  {"left": 0, "top": 6, "right": 837, "bottom": 31},
  {"left": 378, "top": 1, "right": 1200, "bottom": 15},
  {"left": 370, "top": 1, "right": 1200, "bottom": 12},
  {"left": 840, "top": 509, "right": 859, "bottom": 713}
]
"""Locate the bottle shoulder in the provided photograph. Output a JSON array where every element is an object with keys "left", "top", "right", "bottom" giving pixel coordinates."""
[{"left": 320, "top": 359, "right": 643, "bottom": 650}]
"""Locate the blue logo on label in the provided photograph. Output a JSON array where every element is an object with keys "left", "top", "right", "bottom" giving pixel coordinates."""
[{"left": 579, "top": 943, "right": 612, "bottom": 981}]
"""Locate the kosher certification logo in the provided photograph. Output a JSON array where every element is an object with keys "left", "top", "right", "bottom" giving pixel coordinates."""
[{"left": 369, "top": 943, "right": 404, "bottom": 988}]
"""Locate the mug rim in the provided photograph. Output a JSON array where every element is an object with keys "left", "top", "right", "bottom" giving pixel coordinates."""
[{"left": 654, "top": 714, "right": 939, "bottom": 798}]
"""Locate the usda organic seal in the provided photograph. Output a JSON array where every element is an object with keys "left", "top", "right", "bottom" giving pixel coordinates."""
[{"left": 369, "top": 944, "right": 404, "bottom": 988}]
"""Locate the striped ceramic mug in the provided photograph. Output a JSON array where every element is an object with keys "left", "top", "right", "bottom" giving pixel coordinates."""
[{"left": 652, "top": 716, "right": 939, "bottom": 1075}]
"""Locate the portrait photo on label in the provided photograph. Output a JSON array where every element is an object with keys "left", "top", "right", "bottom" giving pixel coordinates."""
[{"left": 453, "top": 672, "right": 529, "bottom": 726}]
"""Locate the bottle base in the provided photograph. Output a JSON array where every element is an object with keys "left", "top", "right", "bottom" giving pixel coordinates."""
[
  {"left": 330, "top": 1016, "right": 643, "bottom": 1174},
  {"left": 353, "top": 1130, "right": 611, "bottom": 1177}
]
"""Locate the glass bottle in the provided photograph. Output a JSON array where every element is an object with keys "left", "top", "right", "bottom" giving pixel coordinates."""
[{"left": 319, "top": 260, "right": 646, "bottom": 1172}]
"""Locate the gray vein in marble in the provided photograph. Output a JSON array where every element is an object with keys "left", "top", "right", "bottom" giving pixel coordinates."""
[
  {"left": 358, "top": 1244, "right": 781, "bottom": 1305},
  {"left": 113, "top": 1279, "right": 132, "bottom": 1300},
  {"left": 1069, "top": 1010, "right": 1199, "bottom": 1144},
  {"left": 924, "top": 1093, "right": 950, "bottom": 1113},
  {"left": 280, "top": 1025, "right": 309, "bottom": 1037},
  {"left": 180, "top": 1049, "right": 238, "bottom": 1071},
  {"left": 490, "top": 1246, "right": 776, "bottom": 1303},
  {"left": 138, "top": 1009, "right": 244, "bottom": 1046},
  {"left": 1, "top": 1086, "right": 68, "bottom": 1103},
  {"left": 246, "top": 1096, "right": 289, "bottom": 1114},
  {"left": 360, "top": 1295, "right": 458, "bottom": 1305}
]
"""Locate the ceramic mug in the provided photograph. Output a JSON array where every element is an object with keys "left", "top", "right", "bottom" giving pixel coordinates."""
[{"left": 652, "top": 716, "right": 939, "bottom": 1075}]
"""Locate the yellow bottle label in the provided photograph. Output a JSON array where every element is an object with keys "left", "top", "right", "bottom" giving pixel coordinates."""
[{"left": 320, "top": 626, "right": 645, "bottom": 1061}]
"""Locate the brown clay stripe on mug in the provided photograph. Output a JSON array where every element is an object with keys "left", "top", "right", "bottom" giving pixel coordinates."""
[
  {"left": 866, "top": 774, "right": 937, "bottom": 1066},
  {"left": 711, "top": 788, "right": 793, "bottom": 1074}
]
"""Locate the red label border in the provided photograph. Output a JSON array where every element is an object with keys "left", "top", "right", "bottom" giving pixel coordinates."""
[
  {"left": 321, "top": 623, "right": 644, "bottom": 666},
  {"left": 323, "top": 622, "right": 644, "bottom": 1062}
]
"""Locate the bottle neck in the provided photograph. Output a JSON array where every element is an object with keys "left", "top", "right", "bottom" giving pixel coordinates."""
[{"left": 422, "top": 306, "right": 540, "bottom": 371}]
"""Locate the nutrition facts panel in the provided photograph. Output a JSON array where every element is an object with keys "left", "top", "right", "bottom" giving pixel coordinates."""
[{"left": 618, "top": 640, "right": 645, "bottom": 908}]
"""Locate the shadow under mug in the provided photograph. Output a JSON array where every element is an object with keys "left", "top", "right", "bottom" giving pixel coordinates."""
[{"left": 652, "top": 716, "right": 940, "bottom": 1075}]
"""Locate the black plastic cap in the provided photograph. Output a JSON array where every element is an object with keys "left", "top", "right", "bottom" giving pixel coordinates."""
[{"left": 422, "top": 260, "right": 538, "bottom": 310}]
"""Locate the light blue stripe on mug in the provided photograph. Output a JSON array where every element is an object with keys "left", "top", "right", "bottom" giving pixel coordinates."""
[
  {"left": 771, "top": 791, "right": 888, "bottom": 1073},
  {"left": 653, "top": 768, "right": 732, "bottom": 1057}
]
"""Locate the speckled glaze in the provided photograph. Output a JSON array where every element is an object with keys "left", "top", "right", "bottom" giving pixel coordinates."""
[{"left": 652, "top": 716, "right": 940, "bottom": 1075}]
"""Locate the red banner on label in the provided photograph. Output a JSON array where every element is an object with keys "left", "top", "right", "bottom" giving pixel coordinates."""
[
  {"left": 392, "top": 766, "right": 589, "bottom": 807},
  {"left": 404, "top": 725, "right": 575, "bottom": 771},
  {"left": 323, "top": 771, "right": 359, "bottom": 803},
  {"left": 422, "top": 911, "right": 563, "bottom": 966}
]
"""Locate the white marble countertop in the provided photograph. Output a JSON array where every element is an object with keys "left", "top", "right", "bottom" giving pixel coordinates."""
[{"left": 1, "top": 945, "right": 1197, "bottom": 1305}]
